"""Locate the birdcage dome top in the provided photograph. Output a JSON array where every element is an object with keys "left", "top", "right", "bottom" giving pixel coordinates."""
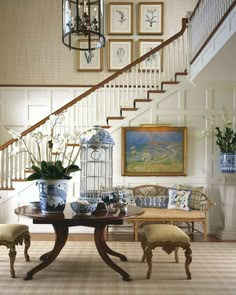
[{"left": 82, "top": 125, "right": 115, "bottom": 146}]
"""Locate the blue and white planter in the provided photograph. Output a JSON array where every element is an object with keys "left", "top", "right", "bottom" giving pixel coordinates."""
[
  {"left": 220, "top": 152, "right": 236, "bottom": 174},
  {"left": 37, "top": 179, "right": 70, "bottom": 213}
]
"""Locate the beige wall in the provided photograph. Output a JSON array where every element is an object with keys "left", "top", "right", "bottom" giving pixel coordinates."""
[{"left": 0, "top": 0, "right": 197, "bottom": 85}]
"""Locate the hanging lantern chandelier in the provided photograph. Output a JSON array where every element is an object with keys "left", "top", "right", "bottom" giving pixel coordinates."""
[{"left": 62, "top": 0, "right": 106, "bottom": 51}]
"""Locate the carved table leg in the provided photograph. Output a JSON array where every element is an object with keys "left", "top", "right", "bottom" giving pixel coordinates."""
[
  {"left": 24, "top": 224, "right": 68, "bottom": 280},
  {"left": 94, "top": 225, "right": 131, "bottom": 281}
]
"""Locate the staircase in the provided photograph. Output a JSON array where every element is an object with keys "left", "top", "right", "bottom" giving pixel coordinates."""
[
  {"left": 0, "top": 0, "right": 235, "bottom": 193},
  {"left": 0, "top": 19, "right": 188, "bottom": 191}
]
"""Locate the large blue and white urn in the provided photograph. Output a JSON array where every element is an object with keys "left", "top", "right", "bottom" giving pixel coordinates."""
[
  {"left": 220, "top": 152, "right": 236, "bottom": 174},
  {"left": 37, "top": 179, "right": 70, "bottom": 213}
]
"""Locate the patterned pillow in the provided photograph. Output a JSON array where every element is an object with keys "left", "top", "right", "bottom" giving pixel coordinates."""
[
  {"left": 179, "top": 185, "right": 204, "bottom": 210},
  {"left": 167, "top": 188, "right": 191, "bottom": 211},
  {"left": 134, "top": 195, "right": 168, "bottom": 208}
]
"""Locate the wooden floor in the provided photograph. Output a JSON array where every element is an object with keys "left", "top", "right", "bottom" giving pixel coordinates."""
[{"left": 30, "top": 232, "right": 221, "bottom": 242}]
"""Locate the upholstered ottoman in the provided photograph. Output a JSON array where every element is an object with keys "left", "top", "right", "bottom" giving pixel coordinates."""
[
  {"left": 141, "top": 224, "right": 192, "bottom": 280},
  {"left": 0, "top": 224, "right": 31, "bottom": 278}
]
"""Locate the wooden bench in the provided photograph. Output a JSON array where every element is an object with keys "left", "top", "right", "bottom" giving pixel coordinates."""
[{"left": 126, "top": 185, "right": 215, "bottom": 241}]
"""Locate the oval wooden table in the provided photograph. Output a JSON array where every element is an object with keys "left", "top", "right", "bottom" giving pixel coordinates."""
[{"left": 15, "top": 204, "right": 144, "bottom": 281}]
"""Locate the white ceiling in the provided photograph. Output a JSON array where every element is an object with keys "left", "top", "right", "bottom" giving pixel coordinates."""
[{"left": 194, "top": 34, "right": 236, "bottom": 82}]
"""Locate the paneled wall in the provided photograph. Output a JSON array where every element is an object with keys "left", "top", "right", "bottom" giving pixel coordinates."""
[
  {"left": 0, "top": 87, "right": 89, "bottom": 144},
  {"left": 1, "top": 81, "right": 235, "bottom": 234}
]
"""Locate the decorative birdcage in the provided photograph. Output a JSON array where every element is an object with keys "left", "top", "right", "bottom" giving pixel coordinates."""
[{"left": 80, "top": 126, "right": 115, "bottom": 198}]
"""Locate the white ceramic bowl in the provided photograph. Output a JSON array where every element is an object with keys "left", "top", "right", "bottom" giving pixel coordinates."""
[{"left": 70, "top": 198, "right": 99, "bottom": 215}]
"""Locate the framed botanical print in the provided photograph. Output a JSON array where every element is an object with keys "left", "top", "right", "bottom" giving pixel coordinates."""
[
  {"left": 108, "top": 39, "right": 133, "bottom": 71},
  {"left": 138, "top": 2, "right": 164, "bottom": 35},
  {"left": 108, "top": 2, "right": 133, "bottom": 35},
  {"left": 121, "top": 126, "right": 187, "bottom": 176},
  {"left": 138, "top": 39, "right": 163, "bottom": 71},
  {"left": 77, "top": 40, "right": 103, "bottom": 71}
]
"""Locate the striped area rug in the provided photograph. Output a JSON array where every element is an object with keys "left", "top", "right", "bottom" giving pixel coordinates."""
[{"left": 0, "top": 241, "right": 236, "bottom": 295}]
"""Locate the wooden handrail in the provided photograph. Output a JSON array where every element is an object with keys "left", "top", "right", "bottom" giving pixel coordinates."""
[
  {"left": 189, "top": 0, "right": 202, "bottom": 21},
  {"left": 0, "top": 18, "right": 188, "bottom": 151},
  {"left": 189, "top": 0, "right": 236, "bottom": 65}
]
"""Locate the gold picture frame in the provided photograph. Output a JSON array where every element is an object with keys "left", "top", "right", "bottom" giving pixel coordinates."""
[
  {"left": 77, "top": 40, "right": 103, "bottom": 71},
  {"left": 108, "top": 2, "right": 133, "bottom": 35},
  {"left": 108, "top": 39, "right": 133, "bottom": 71},
  {"left": 138, "top": 2, "right": 164, "bottom": 35},
  {"left": 121, "top": 126, "right": 187, "bottom": 176}
]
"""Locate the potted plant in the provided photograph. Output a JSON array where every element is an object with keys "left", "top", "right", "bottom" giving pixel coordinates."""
[
  {"left": 7, "top": 112, "right": 95, "bottom": 213},
  {"left": 204, "top": 108, "right": 236, "bottom": 173}
]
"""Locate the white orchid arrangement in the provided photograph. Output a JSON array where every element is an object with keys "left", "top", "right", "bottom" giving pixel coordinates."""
[
  {"left": 7, "top": 112, "right": 95, "bottom": 180},
  {"left": 201, "top": 107, "right": 236, "bottom": 153}
]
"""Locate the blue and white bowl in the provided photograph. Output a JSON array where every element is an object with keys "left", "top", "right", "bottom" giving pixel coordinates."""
[{"left": 70, "top": 198, "right": 99, "bottom": 215}]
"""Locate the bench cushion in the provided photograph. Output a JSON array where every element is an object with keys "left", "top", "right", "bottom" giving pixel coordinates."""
[
  {"left": 127, "top": 207, "right": 205, "bottom": 221},
  {"left": 0, "top": 224, "right": 29, "bottom": 242},
  {"left": 142, "top": 224, "right": 190, "bottom": 243}
]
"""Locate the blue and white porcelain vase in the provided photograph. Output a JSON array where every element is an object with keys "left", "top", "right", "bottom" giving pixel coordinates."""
[
  {"left": 220, "top": 152, "right": 236, "bottom": 174},
  {"left": 37, "top": 179, "right": 70, "bottom": 213}
]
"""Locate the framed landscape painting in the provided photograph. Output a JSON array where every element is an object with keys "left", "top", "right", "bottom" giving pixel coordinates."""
[
  {"left": 121, "top": 126, "right": 187, "bottom": 176},
  {"left": 138, "top": 2, "right": 164, "bottom": 35}
]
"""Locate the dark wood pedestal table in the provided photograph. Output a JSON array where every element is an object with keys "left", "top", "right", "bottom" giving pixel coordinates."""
[{"left": 15, "top": 204, "right": 144, "bottom": 281}]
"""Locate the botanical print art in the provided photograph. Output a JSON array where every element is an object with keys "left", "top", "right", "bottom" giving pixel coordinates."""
[
  {"left": 77, "top": 41, "right": 102, "bottom": 71},
  {"left": 138, "top": 3, "right": 163, "bottom": 35},
  {"left": 139, "top": 40, "right": 163, "bottom": 70},
  {"left": 108, "top": 40, "right": 133, "bottom": 71},
  {"left": 108, "top": 3, "right": 133, "bottom": 35}
]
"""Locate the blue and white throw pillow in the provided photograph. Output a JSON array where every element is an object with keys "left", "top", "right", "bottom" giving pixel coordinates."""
[
  {"left": 167, "top": 188, "right": 191, "bottom": 211},
  {"left": 134, "top": 196, "right": 168, "bottom": 208}
]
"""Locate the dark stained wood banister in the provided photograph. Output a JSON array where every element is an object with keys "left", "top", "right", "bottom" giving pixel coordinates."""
[{"left": 0, "top": 18, "right": 188, "bottom": 151}]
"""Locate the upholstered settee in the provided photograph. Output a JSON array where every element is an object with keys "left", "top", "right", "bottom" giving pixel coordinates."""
[{"left": 125, "top": 185, "right": 215, "bottom": 241}]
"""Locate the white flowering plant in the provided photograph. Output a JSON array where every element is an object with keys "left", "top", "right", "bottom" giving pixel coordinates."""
[
  {"left": 202, "top": 108, "right": 236, "bottom": 153},
  {"left": 7, "top": 112, "right": 95, "bottom": 180}
]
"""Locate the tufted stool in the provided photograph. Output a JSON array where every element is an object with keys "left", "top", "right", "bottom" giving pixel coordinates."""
[
  {"left": 141, "top": 224, "right": 192, "bottom": 280},
  {"left": 0, "top": 224, "right": 31, "bottom": 278}
]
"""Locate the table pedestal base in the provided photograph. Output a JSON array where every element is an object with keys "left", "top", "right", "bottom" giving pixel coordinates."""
[{"left": 24, "top": 223, "right": 131, "bottom": 281}]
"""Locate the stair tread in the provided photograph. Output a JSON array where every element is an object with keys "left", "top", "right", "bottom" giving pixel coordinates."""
[
  {"left": 120, "top": 107, "right": 138, "bottom": 111},
  {"left": 134, "top": 99, "right": 152, "bottom": 102},
  {"left": 161, "top": 81, "right": 180, "bottom": 84},
  {"left": 106, "top": 116, "right": 125, "bottom": 119},
  {"left": 148, "top": 90, "right": 165, "bottom": 93},
  {"left": 12, "top": 178, "right": 27, "bottom": 182}
]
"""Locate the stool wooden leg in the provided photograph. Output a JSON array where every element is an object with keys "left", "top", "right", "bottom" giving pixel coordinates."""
[
  {"left": 174, "top": 247, "right": 179, "bottom": 263},
  {"left": 184, "top": 246, "right": 192, "bottom": 280},
  {"left": 141, "top": 234, "right": 147, "bottom": 263},
  {"left": 8, "top": 246, "right": 16, "bottom": 278},
  {"left": 134, "top": 222, "right": 139, "bottom": 242},
  {"left": 146, "top": 247, "right": 153, "bottom": 279},
  {"left": 24, "top": 232, "right": 31, "bottom": 262},
  {"left": 203, "top": 221, "right": 207, "bottom": 241}
]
